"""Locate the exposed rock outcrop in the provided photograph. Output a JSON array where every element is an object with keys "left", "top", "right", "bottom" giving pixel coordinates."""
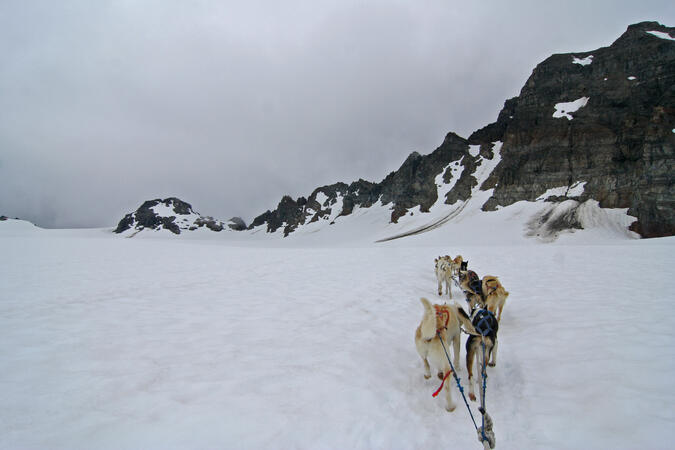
[
  {"left": 248, "top": 21, "right": 674, "bottom": 238},
  {"left": 473, "top": 21, "right": 674, "bottom": 237},
  {"left": 227, "top": 217, "right": 247, "bottom": 231},
  {"left": 114, "top": 198, "right": 230, "bottom": 235}
]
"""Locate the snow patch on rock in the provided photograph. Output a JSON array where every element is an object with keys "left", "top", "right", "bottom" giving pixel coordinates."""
[
  {"left": 553, "top": 97, "right": 589, "bottom": 120},
  {"left": 572, "top": 55, "right": 593, "bottom": 66},
  {"left": 646, "top": 30, "right": 675, "bottom": 41}
]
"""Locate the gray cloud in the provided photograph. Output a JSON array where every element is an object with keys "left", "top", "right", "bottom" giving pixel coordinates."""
[{"left": 1, "top": 0, "right": 673, "bottom": 228}]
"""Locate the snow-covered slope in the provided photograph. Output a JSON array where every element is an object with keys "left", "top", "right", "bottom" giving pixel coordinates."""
[
  {"left": 244, "top": 140, "right": 638, "bottom": 246},
  {"left": 1, "top": 213, "right": 672, "bottom": 449}
]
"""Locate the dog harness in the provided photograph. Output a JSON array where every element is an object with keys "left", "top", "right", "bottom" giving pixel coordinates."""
[
  {"left": 474, "top": 309, "right": 497, "bottom": 337},
  {"left": 434, "top": 305, "right": 450, "bottom": 331}
]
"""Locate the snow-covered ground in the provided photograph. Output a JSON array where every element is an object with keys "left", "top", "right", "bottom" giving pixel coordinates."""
[{"left": 1, "top": 214, "right": 674, "bottom": 449}]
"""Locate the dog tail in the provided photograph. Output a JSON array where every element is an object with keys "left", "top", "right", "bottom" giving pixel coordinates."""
[
  {"left": 456, "top": 306, "right": 479, "bottom": 336},
  {"left": 419, "top": 297, "right": 437, "bottom": 340}
]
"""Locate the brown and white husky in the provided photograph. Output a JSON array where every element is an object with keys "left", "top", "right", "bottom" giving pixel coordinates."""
[
  {"left": 460, "top": 267, "right": 510, "bottom": 322},
  {"left": 481, "top": 276, "right": 509, "bottom": 322}
]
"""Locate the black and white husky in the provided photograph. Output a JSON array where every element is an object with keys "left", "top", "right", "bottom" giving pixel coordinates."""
[{"left": 466, "top": 308, "right": 499, "bottom": 404}]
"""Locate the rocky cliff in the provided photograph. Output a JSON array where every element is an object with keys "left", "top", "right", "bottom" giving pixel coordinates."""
[
  {"left": 249, "top": 22, "right": 674, "bottom": 238},
  {"left": 114, "top": 198, "right": 245, "bottom": 235}
]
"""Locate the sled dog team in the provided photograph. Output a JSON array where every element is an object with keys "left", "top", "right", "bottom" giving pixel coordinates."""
[{"left": 416, "top": 254, "right": 509, "bottom": 414}]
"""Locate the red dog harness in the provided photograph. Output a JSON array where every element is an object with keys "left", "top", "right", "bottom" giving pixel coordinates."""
[{"left": 434, "top": 305, "right": 450, "bottom": 331}]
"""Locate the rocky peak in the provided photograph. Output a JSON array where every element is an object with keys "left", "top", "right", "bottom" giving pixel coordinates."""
[
  {"left": 611, "top": 21, "right": 673, "bottom": 47},
  {"left": 227, "top": 217, "right": 247, "bottom": 231},
  {"left": 472, "top": 21, "right": 674, "bottom": 237},
  {"left": 114, "top": 198, "right": 230, "bottom": 235}
]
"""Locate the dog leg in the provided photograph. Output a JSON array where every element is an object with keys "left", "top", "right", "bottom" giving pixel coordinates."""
[
  {"left": 488, "top": 340, "right": 498, "bottom": 367},
  {"left": 443, "top": 368, "right": 456, "bottom": 412},
  {"left": 466, "top": 344, "right": 477, "bottom": 402},
  {"left": 452, "top": 335, "right": 461, "bottom": 372},
  {"left": 437, "top": 277, "right": 443, "bottom": 296},
  {"left": 422, "top": 357, "right": 431, "bottom": 379}
]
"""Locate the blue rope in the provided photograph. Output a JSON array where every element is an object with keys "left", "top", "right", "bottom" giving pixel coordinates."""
[
  {"left": 436, "top": 331, "right": 479, "bottom": 431},
  {"left": 480, "top": 339, "right": 488, "bottom": 443}
]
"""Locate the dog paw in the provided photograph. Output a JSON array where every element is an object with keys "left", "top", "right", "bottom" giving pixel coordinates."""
[
  {"left": 488, "top": 362, "right": 496, "bottom": 367},
  {"left": 437, "top": 372, "right": 444, "bottom": 380},
  {"left": 446, "top": 404, "right": 456, "bottom": 412},
  {"left": 469, "top": 393, "right": 476, "bottom": 402},
  {"left": 424, "top": 374, "right": 431, "bottom": 379}
]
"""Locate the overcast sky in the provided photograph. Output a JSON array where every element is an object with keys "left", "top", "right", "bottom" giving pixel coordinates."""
[{"left": 1, "top": 0, "right": 673, "bottom": 228}]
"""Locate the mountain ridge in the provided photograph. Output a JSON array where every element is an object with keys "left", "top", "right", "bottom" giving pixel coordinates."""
[{"left": 244, "top": 21, "right": 674, "bottom": 238}]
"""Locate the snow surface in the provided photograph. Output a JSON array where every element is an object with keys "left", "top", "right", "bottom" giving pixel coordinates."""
[
  {"left": 572, "top": 55, "right": 593, "bottom": 66},
  {"left": 2, "top": 163, "right": 664, "bottom": 449},
  {"left": 627, "top": 76, "right": 637, "bottom": 81},
  {"left": 553, "top": 98, "right": 590, "bottom": 120},
  {"left": 1, "top": 216, "right": 672, "bottom": 449},
  {"left": 315, "top": 191, "right": 329, "bottom": 207},
  {"left": 646, "top": 30, "right": 675, "bottom": 41}
]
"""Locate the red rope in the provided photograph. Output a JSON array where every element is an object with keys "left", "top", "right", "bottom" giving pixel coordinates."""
[{"left": 432, "top": 370, "right": 453, "bottom": 397}]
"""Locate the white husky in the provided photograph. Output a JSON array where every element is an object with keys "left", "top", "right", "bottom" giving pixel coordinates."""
[
  {"left": 434, "top": 255, "right": 462, "bottom": 298},
  {"left": 415, "top": 297, "right": 476, "bottom": 412}
]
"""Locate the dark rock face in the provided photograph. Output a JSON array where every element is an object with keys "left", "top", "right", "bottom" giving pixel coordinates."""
[
  {"left": 380, "top": 132, "right": 472, "bottom": 222},
  {"left": 227, "top": 217, "right": 247, "bottom": 231},
  {"left": 247, "top": 21, "right": 674, "bottom": 238},
  {"left": 114, "top": 198, "right": 229, "bottom": 235},
  {"left": 474, "top": 21, "right": 675, "bottom": 238},
  {"left": 248, "top": 181, "right": 379, "bottom": 236}
]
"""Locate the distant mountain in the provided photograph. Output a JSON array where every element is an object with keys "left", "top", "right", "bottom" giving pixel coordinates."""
[
  {"left": 114, "top": 198, "right": 246, "bottom": 236},
  {"left": 247, "top": 21, "right": 674, "bottom": 238}
]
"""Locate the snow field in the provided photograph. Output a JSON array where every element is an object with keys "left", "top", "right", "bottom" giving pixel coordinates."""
[{"left": 1, "top": 226, "right": 674, "bottom": 449}]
